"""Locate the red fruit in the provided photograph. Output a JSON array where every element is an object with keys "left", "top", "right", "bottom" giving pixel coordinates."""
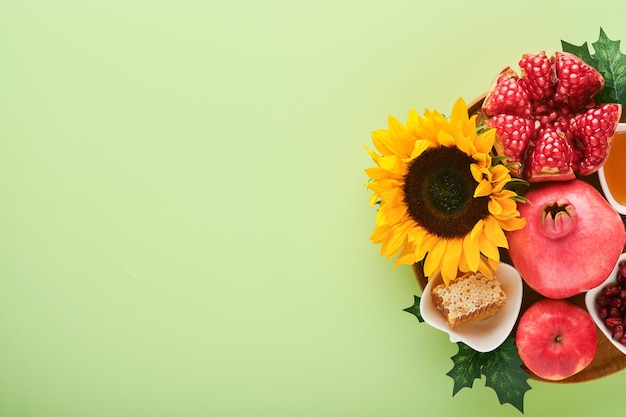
[
  {"left": 523, "top": 125, "right": 574, "bottom": 181},
  {"left": 553, "top": 51, "right": 604, "bottom": 111},
  {"left": 605, "top": 317, "right": 622, "bottom": 328},
  {"left": 483, "top": 51, "right": 622, "bottom": 182},
  {"left": 506, "top": 180, "right": 626, "bottom": 299},
  {"left": 516, "top": 299, "right": 597, "bottom": 381}
]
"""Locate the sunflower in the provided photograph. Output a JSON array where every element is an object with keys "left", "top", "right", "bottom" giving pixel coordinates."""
[{"left": 365, "top": 98, "right": 526, "bottom": 286}]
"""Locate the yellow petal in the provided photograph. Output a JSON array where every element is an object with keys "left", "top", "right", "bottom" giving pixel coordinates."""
[
  {"left": 409, "top": 139, "right": 432, "bottom": 160},
  {"left": 388, "top": 115, "right": 407, "bottom": 142},
  {"left": 394, "top": 242, "right": 417, "bottom": 267},
  {"left": 369, "top": 155, "right": 405, "bottom": 179},
  {"left": 437, "top": 130, "right": 456, "bottom": 147},
  {"left": 470, "top": 163, "right": 485, "bottom": 183},
  {"left": 470, "top": 218, "right": 484, "bottom": 241},
  {"left": 497, "top": 215, "right": 526, "bottom": 231},
  {"left": 478, "top": 257, "right": 494, "bottom": 279},
  {"left": 412, "top": 229, "right": 435, "bottom": 262},
  {"left": 450, "top": 97, "right": 468, "bottom": 123},
  {"left": 476, "top": 128, "right": 496, "bottom": 154},
  {"left": 370, "top": 223, "right": 392, "bottom": 244},
  {"left": 455, "top": 133, "right": 472, "bottom": 156},
  {"left": 478, "top": 231, "right": 500, "bottom": 263},
  {"left": 484, "top": 216, "right": 508, "bottom": 248},
  {"left": 371, "top": 130, "right": 393, "bottom": 156},
  {"left": 488, "top": 196, "right": 503, "bottom": 215},
  {"left": 380, "top": 219, "right": 412, "bottom": 258},
  {"left": 441, "top": 238, "right": 463, "bottom": 285},
  {"left": 463, "top": 229, "right": 481, "bottom": 272},
  {"left": 474, "top": 179, "right": 493, "bottom": 197},
  {"left": 423, "top": 238, "right": 447, "bottom": 279}
]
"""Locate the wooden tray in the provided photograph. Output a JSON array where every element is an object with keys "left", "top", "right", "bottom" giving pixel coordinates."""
[{"left": 412, "top": 94, "right": 626, "bottom": 383}]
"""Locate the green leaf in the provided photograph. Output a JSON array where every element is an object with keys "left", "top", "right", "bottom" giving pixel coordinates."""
[
  {"left": 590, "top": 28, "right": 626, "bottom": 105},
  {"left": 561, "top": 40, "right": 598, "bottom": 67},
  {"left": 446, "top": 337, "right": 532, "bottom": 413},
  {"left": 446, "top": 342, "right": 484, "bottom": 395},
  {"left": 403, "top": 295, "right": 424, "bottom": 322},
  {"left": 481, "top": 338, "right": 532, "bottom": 413}
]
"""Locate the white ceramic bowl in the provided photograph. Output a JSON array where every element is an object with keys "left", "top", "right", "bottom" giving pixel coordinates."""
[
  {"left": 598, "top": 123, "right": 626, "bottom": 215},
  {"left": 419, "top": 263, "right": 523, "bottom": 352},
  {"left": 585, "top": 252, "right": 626, "bottom": 356}
]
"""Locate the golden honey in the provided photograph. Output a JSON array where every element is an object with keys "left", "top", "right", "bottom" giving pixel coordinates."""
[{"left": 603, "top": 131, "right": 626, "bottom": 205}]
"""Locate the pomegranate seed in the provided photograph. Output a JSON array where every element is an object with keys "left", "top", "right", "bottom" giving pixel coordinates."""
[
  {"left": 618, "top": 289, "right": 626, "bottom": 300},
  {"left": 600, "top": 307, "right": 610, "bottom": 319},
  {"left": 605, "top": 317, "right": 622, "bottom": 328},
  {"left": 611, "top": 298, "right": 623, "bottom": 309},
  {"left": 610, "top": 307, "right": 621, "bottom": 318},
  {"left": 596, "top": 296, "right": 609, "bottom": 307},
  {"left": 619, "top": 261, "right": 626, "bottom": 277},
  {"left": 603, "top": 285, "right": 620, "bottom": 297},
  {"left": 619, "top": 334, "right": 626, "bottom": 345},
  {"left": 612, "top": 325, "right": 624, "bottom": 341}
]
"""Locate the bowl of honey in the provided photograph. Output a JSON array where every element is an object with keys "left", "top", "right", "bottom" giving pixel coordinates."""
[{"left": 599, "top": 123, "right": 626, "bottom": 215}]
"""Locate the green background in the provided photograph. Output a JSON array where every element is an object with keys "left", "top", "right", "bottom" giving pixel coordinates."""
[{"left": 0, "top": 0, "right": 624, "bottom": 415}]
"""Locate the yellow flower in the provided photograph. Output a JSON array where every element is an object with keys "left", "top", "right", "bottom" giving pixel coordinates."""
[{"left": 365, "top": 98, "right": 526, "bottom": 285}]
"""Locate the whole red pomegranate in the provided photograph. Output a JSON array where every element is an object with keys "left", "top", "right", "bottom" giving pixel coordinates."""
[
  {"left": 506, "top": 180, "right": 626, "bottom": 299},
  {"left": 482, "top": 51, "right": 622, "bottom": 182}
]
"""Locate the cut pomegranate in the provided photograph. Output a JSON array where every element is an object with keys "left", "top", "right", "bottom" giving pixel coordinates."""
[{"left": 482, "top": 51, "right": 622, "bottom": 182}]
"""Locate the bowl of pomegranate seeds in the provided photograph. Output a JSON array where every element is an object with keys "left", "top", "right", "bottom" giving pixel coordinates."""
[{"left": 585, "top": 253, "right": 626, "bottom": 355}]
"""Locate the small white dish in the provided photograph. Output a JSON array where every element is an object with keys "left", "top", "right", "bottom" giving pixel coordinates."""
[
  {"left": 419, "top": 263, "right": 523, "bottom": 352},
  {"left": 585, "top": 253, "right": 626, "bottom": 356},
  {"left": 598, "top": 122, "right": 626, "bottom": 215}
]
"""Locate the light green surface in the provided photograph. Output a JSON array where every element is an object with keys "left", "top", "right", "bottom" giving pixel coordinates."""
[{"left": 1, "top": 1, "right": 626, "bottom": 416}]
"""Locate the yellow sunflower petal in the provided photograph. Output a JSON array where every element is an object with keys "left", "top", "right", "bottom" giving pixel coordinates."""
[
  {"left": 423, "top": 238, "right": 447, "bottom": 279},
  {"left": 484, "top": 215, "right": 508, "bottom": 249},
  {"left": 475, "top": 128, "right": 496, "bottom": 154},
  {"left": 441, "top": 238, "right": 463, "bottom": 285},
  {"left": 488, "top": 196, "right": 503, "bottom": 215},
  {"left": 478, "top": 257, "right": 494, "bottom": 279},
  {"left": 474, "top": 179, "right": 493, "bottom": 197},
  {"left": 409, "top": 227, "right": 437, "bottom": 261},
  {"left": 437, "top": 130, "right": 456, "bottom": 147},
  {"left": 450, "top": 97, "right": 468, "bottom": 123},
  {"left": 462, "top": 227, "right": 481, "bottom": 272},
  {"left": 387, "top": 115, "right": 407, "bottom": 139},
  {"left": 370, "top": 222, "right": 392, "bottom": 244},
  {"left": 409, "top": 139, "right": 432, "bottom": 160},
  {"left": 371, "top": 130, "right": 393, "bottom": 156},
  {"left": 380, "top": 219, "right": 413, "bottom": 258},
  {"left": 497, "top": 215, "right": 526, "bottom": 231},
  {"left": 413, "top": 230, "right": 436, "bottom": 263},
  {"left": 478, "top": 231, "right": 500, "bottom": 263},
  {"left": 394, "top": 241, "right": 417, "bottom": 267}
]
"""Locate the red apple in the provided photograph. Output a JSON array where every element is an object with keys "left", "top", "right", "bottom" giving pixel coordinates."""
[{"left": 515, "top": 299, "right": 597, "bottom": 381}]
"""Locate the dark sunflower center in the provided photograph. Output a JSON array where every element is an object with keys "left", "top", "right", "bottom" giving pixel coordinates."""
[
  {"left": 427, "top": 170, "right": 471, "bottom": 214},
  {"left": 404, "top": 146, "right": 490, "bottom": 239}
]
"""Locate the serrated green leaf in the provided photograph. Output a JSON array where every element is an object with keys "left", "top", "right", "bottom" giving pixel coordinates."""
[
  {"left": 561, "top": 40, "right": 598, "bottom": 67},
  {"left": 403, "top": 295, "right": 424, "bottom": 322},
  {"left": 446, "top": 338, "right": 531, "bottom": 413},
  {"left": 480, "top": 338, "right": 532, "bottom": 413},
  {"left": 446, "top": 342, "right": 484, "bottom": 395},
  {"left": 591, "top": 28, "right": 626, "bottom": 105}
]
